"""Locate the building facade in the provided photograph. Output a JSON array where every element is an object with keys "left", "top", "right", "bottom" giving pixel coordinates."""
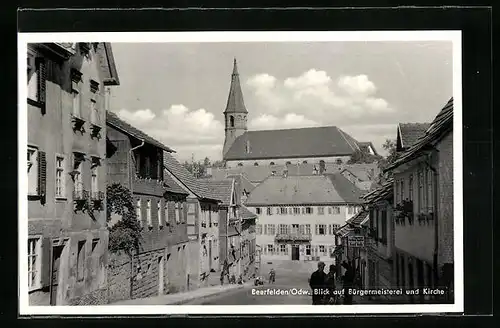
[
  {"left": 245, "top": 173, "right": 364, "bottom": 267},
  {"left": 385, "top": 98, "right": 454, "bottom": 303},
  {"left": 27, "top": 43, "right": 119, "bottom": 305},
  {"left": 163, "top": 152, "right": 221, "bottom": 289},
  {"left": 106, "top": 111, "right": 190, "bottom": 301}
]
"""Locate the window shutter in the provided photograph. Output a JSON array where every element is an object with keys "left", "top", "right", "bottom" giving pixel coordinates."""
[
  {"left": 40, "top": 237, "right": 52, "bottom": 288},
  {"left": 329, "top": 224, "right": 332, "bottom": 235},
  {"left": 264, "top": 224, "right": 268, "bottom": 235},
  {"left": 37, "top": 151, "right": 47, "bottom": 197},
  {"left": 37, "top": 58, "right": 47, "bottom": 103}
]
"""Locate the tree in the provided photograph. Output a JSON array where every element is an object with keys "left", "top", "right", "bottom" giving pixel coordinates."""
[
  {"left": 347, "top": 149, "right": 382, "bottom": 164},
  {"left": 182, "top": 156, "right": 226, "bottom": 178},
  {"left": 376, "top": 139, "right": 399, "bottom": 182},
  {"left": 106, "top": 183, "right": 142, "bottom": 256}
]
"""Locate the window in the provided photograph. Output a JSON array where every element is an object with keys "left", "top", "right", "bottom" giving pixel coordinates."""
[
  {"left": 305, "top": 207, "right": 313, "bottom": 215},
  {"left": 270, "top": 162, "right": 275, "bottom": 165},
  {"left": 427, "top": 168, "right": 434, "bottom": 210},
  {"left": 286, "top": 161, "right": 291, "bottom": 165},
  {"left": 266, "top": 207, "right": 273, "bottom": 216},
  {"left": 293, "top": 207, "right": 300, "bottom": 215},
  {"left": 164, "top": 202, "right": 169, "bottom": 225},
  {"left": 381, "top": 210, "right": 388, "bottom": 244},
  {"left": 77, "top": 240, "right": 86, "bottom": 282},
  {"left": 238, "top": 163, "right": 243, "bottom": 167},
  {"left": 315, "top": 224, "right": 326, "bottom": 235},
  {"left": 55, "top": 156, "right": 65, "bottom": 198},
  {"left": 318, "top": 207, "right": 324, "bottom": 215},
  {"left": 28, "top": 237, "right": 41, "bottom": 290},
  {"left": 91, "top": 238, "right": 99, "bottom": 252},
  {"left": 146, "top": 200, "right": 152, "bottom": 227},
  {"left": 27, "top": 147, "right": 38, "bottom": 195},
  {"left": 254, "top": 162, "right": 259, "bottom": 166},
  {"left": 417, "top": 171, "right": 423, "bottom": 210},
  {"left": 267, "top": 224, "right": 276, "bottom": 235},
  {"left": 409, "top": 174, "right": 414, "bottom": 201},
  {"left": 256, "top": 224, "right": 262, "bottom": 235},
  {"left": 395, "top": 180, "right": 400, "bottom": 204},
  {"left": 319, "top": 245, "right": 326, "bottom": 256},
  {"left": 305, "top": 245, "right": 311, "bottom": 255},
  {"left": 400, "top": 179, "right": 405, "bottom": 203},
  {"left": 422, "top": 170, "right": 427, "bottom": 211},
  {"left": 90, "top": 99, "right": 98, "bottom": 125},
  {"left": 305, "top": 224, "right": 311, "bottom": 235},
  {"left": 280, "top": 244, "right": 287, "bottom": 255},
  {"left": 291, "top": 224, "right": 299, "bottom": 235},
  {"left": 267, "top": 244, "right": 274, "bottom": 255},
  {"left": 256, "top": 207, "right": 262, "bottom": 215},
  {"left": 136, "top": 199, "right": 142, "bottom": 226},
  {"left": 157, "top": 201, "right": 162, "bottom": 227},
  {"left": 328, "top": 224, "right": 340, "bottom": 235},
  {"left": 280, "top": 207, "right": 287, "bottom": 215},
  {"left": 230, "top": 115, "right": 235, "bottom": 127},
  {"left": 303, "top": 160, "right": 308, "bottom": 164},
  {"left": 90, "top": 160, "right": 98, "bottom": 195},
  {"left": 175, "top": 203, "right": 181, "bottom": 224},
  {"left": 278, "top": 224, "right": 288, "bottom": 235},
  {"left": 328, "top": 207, "right": 332, "bottom": 214},
  {"left": 72, "top": 89, "right": 81, "bottom": 118},
  {"left": 27, "top": 55, "right": 46, "bottom": 103},
  {"left": 72, "top": 153, "right": 84, "bottom": 198},
  {"left": 333, "top": 206, "right": 341, "bottom": 214}
]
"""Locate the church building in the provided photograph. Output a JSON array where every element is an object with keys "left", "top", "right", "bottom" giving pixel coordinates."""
[{"left": 222, "top": 59, "right": 377, "bottom": 168}]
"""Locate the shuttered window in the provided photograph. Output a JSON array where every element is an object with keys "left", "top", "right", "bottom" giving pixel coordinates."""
[
  {"left": 27, "top": 147, "right": 38, "bottom": 196},
  {"left": 27, "top": 55, "right": 46, "bottom": 105},
  {"left": 157, "top": 201, "right": 162, "bottom": 228},
  {"left": 55, "top": 155, "right": 65, "bottom": 198},
  {"left": 28, "top": 237, "right": 42, "bottom": 290},
  {"left": 37, "top": 150, "right": 47, "bottom": 198}
]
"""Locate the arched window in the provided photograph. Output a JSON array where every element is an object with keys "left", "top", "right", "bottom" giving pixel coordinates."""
[
  {"left": 237, "top": 163, "right": 243, "bottom": 167},
  {"left": 254, "top": 162, "right": 259, "bottom": 166},
  {"left": 302, "top": 160, "right": 308, "bottom": 164},
  {"left": 286, "top": 161, "right": 291, "bottom": 165},
  {"left": 270, "top": 162, "right": 275, "bottom": 166},
  {"left": 336, "top": 159, "right": 343, "bottom": 165},
  {"left": 319, "top": 160, "right": 325, "bottom": 165},
  {"left": 230, "top": 115, "right": 235, "bottom": 128}
]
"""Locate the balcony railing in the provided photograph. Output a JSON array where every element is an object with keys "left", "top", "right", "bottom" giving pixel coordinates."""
[{"left": 275, "top": 232, "right": 312, "bottom": 242}]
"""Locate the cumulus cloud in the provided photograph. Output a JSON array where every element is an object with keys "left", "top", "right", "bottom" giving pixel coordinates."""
[
  {"left": 249, "top": 113, "right": 319, "bottom": 130},
  {"left": 115, "top": 105, "right": 224, "bottom": 161}
]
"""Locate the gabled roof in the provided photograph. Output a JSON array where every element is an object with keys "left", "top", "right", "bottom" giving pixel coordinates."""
[
  {"left": 163, "top": 171, "right": 189, "bottom": 195},
  {"left": 223, "top": 126, "right": 361, "bottom": 161},
  {"left": 358, "top": 141, "right": 378, "bottom": 156},
  {"left": 397, "top": 123, "right": 432, "bottom": 150},
  {"left": 224, "top": 58, "right": 247, "bottom": 114},
  {"left": 163, "top": 153, "right": 219, "bottom": 202},
  {"left": 346, "top": 210, "right": 370, "bottom": 227},
  {"left": 226, "top": 174, "right": 256, "bottom": 194},
  {"left": 96, "top": 43, "right": 120, "bottom": 86},
  {"left": 245, "top": 174, "right": 364, "bottom": 206},
  {"left": 203, "top": 179, "right": 234, "bottom": 206},
  {"left": 107, "top": 111, "right": 175, "bottom": 152},
  {"left": 362, "top": 178, "right": 394, "bottom": 204},
  {"left": 341, "top": 167, "right": 373, "bottom": 182},
  {"left": 240, "top": 206, "right": 257, "bottom": 220},
  {"left": 324, "top": 173, "right": 366, "bottom": 204},
  {"left": 386, "top": 98, "right": 453, "bottom": 171}
]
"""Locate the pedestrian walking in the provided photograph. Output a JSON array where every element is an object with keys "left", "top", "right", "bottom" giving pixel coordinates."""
[
  {"left": 341, "top": 261, "right": 354, "bottom": 305},
  {"left": 325, "top": 264, "right": 338, "bottom": 304},
  {"left": 309, "top": 261, "right": 327, "bottom": 305}
]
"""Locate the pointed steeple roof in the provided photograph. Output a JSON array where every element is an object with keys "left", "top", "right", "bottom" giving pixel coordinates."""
[{"left": 224, "top": 58, "right": 248, "bottom": 114}]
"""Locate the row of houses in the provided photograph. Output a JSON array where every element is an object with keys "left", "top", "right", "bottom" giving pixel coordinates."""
[
  {"left": 26, "top": 42, "right": 257, "bottom": 306},
  {"left": 335, "top": 98, "right": 454, "bottom": 304}
]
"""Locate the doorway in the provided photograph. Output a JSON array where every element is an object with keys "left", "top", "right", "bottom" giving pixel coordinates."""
[
  {"left": 158, "top": 256, "right": 164, "bottom": 295},
  {"left": 291, "top": 245, "right": 299, "bottom": 261},
  {"left": 208, "top": 240, "right": 212, "bottom": 270},
  {"left": 49, "top": 245, "right": 64, "bottom": 306}
]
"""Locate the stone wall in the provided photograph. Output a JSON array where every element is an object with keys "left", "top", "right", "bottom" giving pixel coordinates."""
[
  {"left": 107, "top": 252, "right": 132, "bottom": 303},
  {"left": 69, "top": 288, "right": 108, "bottom": 305}
]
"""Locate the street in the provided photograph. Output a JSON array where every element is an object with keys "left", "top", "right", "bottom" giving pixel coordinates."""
[{"left": 184, "top": 260, "right": 318, "bottom": 305}]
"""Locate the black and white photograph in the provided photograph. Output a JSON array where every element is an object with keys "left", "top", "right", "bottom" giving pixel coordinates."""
[{"left": 18, "top": 31, "right": 462, "bottom": 315}]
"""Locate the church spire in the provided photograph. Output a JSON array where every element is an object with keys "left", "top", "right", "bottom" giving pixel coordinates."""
[{"left": 224, "top": 58, "right": 247, "bottom": 114}]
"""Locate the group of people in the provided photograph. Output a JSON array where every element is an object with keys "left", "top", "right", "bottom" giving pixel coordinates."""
[{"left": 309, "top": 261, "right": 355, "bottom": 305}]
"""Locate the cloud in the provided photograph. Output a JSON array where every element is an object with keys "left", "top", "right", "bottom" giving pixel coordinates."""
[
  {"left": 245, "top": 69, "right": 396, "bottom": 154},
  {"left": 115, "top": 105, "right": 224, "bottom": 162}
]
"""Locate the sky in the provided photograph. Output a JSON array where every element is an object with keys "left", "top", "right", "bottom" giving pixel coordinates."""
[{"left": 108, "top": 41, "right": 453, "bottom": 163}]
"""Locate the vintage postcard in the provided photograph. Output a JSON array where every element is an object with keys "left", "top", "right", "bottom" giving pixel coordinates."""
[{"left": 18, "top": 31, "right": 463, "bottom": 315}]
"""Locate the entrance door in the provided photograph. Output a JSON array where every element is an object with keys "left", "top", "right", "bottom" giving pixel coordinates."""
[
  {"left": 291, "top": 245, "right": 300, "bottom": 261},
  {"left": 208, "top": 240, "right": 212, "bottom": 270},
  {"left": 49, "top": 245, "right": 63, "bottom": 306},
  {"left": 158, "top": 256, "right": 164, "bottom": 295}
]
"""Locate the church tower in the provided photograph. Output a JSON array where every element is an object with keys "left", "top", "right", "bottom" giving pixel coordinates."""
[{"left": 222, "top": 58, "right": 248, "bottom": 159}]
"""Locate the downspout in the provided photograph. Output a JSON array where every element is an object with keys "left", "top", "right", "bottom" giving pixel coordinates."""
[
  {"left": 128, "top": 139, "right": 144, "bottom": 298},
  {"left": 424, "top": 150, "right": 439, "bottom": 289}
]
